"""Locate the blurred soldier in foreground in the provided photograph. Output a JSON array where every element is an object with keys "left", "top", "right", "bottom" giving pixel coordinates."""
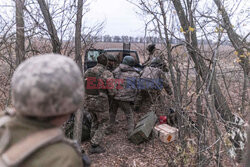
[
  {"left": 138, "top": 57, "right": 173, "bottom": 117},
  {"left": 143, "top": 44, "right": 168, "bottom": 72},
  {"left": 108, "top": 56, "right": 139, "bottom": 136},
  {"left": 84, "top": 54, "right": 116, "bottom": 154},
  {"left": 0, "top": 54, "right": 90, "bottom": 167}
]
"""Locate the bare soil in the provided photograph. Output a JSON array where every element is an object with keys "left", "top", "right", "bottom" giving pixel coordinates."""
[{"left": 82, "top": 109, "right": 178, "bottom": 167}]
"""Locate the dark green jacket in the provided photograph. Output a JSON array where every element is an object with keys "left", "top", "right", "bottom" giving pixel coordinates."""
[{"left": 0, "top": 115, "right": 83, "bottom": 167}]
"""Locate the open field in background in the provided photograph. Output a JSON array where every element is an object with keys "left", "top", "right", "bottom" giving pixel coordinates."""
[{"left": 92, "top": 42, "right": 239, "bottom": 68}]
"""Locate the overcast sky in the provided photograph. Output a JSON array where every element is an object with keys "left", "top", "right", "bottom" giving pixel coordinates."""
[
  {"left": 84, "top": 0, "right": 249, "bottom": 37},
  {"left": 0, "top": 0, "right": 249, "bottom": 38},
  {"left": 85, "top": 0, "right": 145, "bottom": 36}
]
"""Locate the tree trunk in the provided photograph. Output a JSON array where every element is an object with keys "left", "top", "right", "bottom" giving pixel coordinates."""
[
  {"left": 213, "top": 0, "right": 249, "bottom": 115},
  {"left": 196, "top": 74, "right": 207, "bottom": 166},
  {"left": 171, "top": 0, "right": 245, "bottom": 158},
  {"left": 73, "top": 0, "right": 84, "bottom": 143},
  {"left": 37, "top": 0, "right": 61, "bottom": 54},
  {"left": 15, "top": 0, "right": 25, "bottom": 66}
]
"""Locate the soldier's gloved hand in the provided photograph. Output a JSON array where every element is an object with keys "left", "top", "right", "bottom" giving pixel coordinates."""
[{"left": 82, "top": 152, "right": 91, "bottom": 167}]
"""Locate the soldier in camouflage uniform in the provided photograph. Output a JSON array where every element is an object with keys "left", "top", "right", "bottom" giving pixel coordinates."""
[
  {"left": 106, "top": 54, "right": 117, "bottom": 72},
  {"left": 138, "top": 57, "right": 172, "bottom": 116},
  {"left": 109, "top": 56, "right": 139, "bottom": 136},
  {"left": 0, "top": 54, "right": 90, "bottom": 167},
  {"left": 143, "top": 44, "right": 168, "bottom": 72},
  {"left": 84, "top": 54, "right": 116, "bottom": 154},
  {"left": 105, "top": 54, "right": 117, "bottom": 135}
]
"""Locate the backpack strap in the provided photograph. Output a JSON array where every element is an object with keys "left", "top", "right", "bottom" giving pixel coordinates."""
[{"left": 0, "top": 128, "right": 64, "bottom": 167}]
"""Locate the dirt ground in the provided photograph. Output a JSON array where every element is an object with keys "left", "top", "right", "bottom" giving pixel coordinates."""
[
  {"left": 82, "top": 109, "right": 178, "bottom": 167},
  {"left": 81, "top": 105, "right": 240, "bottom": 167}
]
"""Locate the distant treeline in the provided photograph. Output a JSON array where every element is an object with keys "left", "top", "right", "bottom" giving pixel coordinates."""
[
  {"left": 91, "top": 35, "right": 180, "bottom": 44},
  {"left": 89, "top": 35, "right": 230, "bottom": 45},
  {"left": 95, "top": 35, "right": 164, "bottom": 43}
]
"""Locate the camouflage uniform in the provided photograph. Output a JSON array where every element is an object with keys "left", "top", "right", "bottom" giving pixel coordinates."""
[
  {"left": 106, "top": 54, "right": 117, "bottom": 72},
  {"left": 140, "top": 66, "right": 172, "bottom": 95},
  {"left": 84, "top": 63, "right": 116, "bottom": 147},
  {"left": 0, "top": 54, "right": 88, "bottom": 167},
  {"left": 138, "top": 66, "right": 172, "bottom": 115},
  {"left": 0, "top": 116, "right": 83, "bottom": 167},
  {"left": 110, "top": 63, "right": 140, "bottom": 135},
  {"left": 105, "top": 54, "right": 117, "bottom": 135},
  {"left": 143, "top": 48, "right": 164, "bottom": 66},
  {"left": 143, "top": 46, "right": 168, "bottom": 72}
]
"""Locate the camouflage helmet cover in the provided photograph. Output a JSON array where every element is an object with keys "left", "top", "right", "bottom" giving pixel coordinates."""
[
  {"left": 122, "top": 56, "right": 135, "bottom": 66},
  {"left": 11, "top": 54, "right": 84, "bottom": 117},
  {"left": 105, "top": 54, "right": 116, "bottom": 62}
]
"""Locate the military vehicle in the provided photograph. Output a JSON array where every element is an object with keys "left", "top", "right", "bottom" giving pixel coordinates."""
[{"left": 84, "top": 43, "right": 142, "bottom": 71}]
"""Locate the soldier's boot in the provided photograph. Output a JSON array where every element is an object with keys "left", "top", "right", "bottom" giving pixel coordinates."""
[
  {"left": 89, "top": 144, "right": 106, "bottom": 154},
  {"left": 122, "top": 103, "right": 134, "bottom": 136},
  {"left": 126, "top": 115, "right": 134, "bottom": 136},
  {"left": 127, "top": 124, "right": 134, "bottom": 136},
  {"left": 106, "top": 107, "right": 118, "bottom": 135}
]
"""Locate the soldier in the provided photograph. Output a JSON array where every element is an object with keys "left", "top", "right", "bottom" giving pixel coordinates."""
[
  {"left": 106, "top": 54, "right": 117, "bottom": 72},
  {"left": 143, "top": 44, "right": 168, "bottom": 72},
  {"left": 84, "top": 54, "right": 116, "bottom": 154},
  {"left": 109, "top": 56, "right": 139, "bottom": 136},
  {"left": 105, "top": 54, "right": 117, "bottom": 135},
  {"left": 139, "top": 57, "right": 173, "bottom": 116},
  {"left": 0, "top": 54, "right": 90, "bottom": 167}
]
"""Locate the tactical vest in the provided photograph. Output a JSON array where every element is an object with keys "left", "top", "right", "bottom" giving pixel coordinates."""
[
  {"left": 140, "top": 67, "right": 163, "bottom": 90},
  {"left": 84, "top": 67, "right": 105, "bottom": 96}
]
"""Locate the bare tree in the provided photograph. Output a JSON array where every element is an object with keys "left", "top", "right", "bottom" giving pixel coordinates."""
[
  {"left": 213, "top": 0, "right": 249, "bottom": 115},
  {"left": 15, "top": 0, "right": 25, "bottom": 66},
  {"left": 129, "top": 0, "right": 248, "bottom": 165},
  {"left": 171, "top": 0, "right": 245, "bottom": 160},
  {"left": 73, "top": 0, "right": 84, "bottom": 143},
  {"left": 37, "top": 0, "right": 61, "bottom": 53}
]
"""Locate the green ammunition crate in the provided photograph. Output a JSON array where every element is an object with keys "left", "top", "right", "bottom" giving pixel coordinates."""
[{"left": 129, "top": 111, "right": 157, "bottom": 144}]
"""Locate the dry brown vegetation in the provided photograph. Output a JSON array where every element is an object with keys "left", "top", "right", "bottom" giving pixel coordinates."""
[
  {"left": 1, "top": 0, "right": 249, "bottom": 166},
  {"left": 0, "top": 42, "right": 248, "bottom": 167}
]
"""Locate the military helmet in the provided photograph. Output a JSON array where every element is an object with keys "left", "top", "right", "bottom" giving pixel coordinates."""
[
  {"left": 122, "top": 56, "right": 135, "bottom": 67},
  {"left": 11, "top": 54, "right": 84, "bottom": 117},
  {"left": 150, "top": 57, "right": 163, "bottom": 67},
  {"left": 97, "top": 53, "right": 107, "bottom": 66},
  {"left": 105, "top": 54, "right": 116, "bottom": 62},
  {"left": 151, "top": 57, "right": 162, "bottom": 64},
  {"left": 147, "top": 43, "right": 156, "bottom": 52}
]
